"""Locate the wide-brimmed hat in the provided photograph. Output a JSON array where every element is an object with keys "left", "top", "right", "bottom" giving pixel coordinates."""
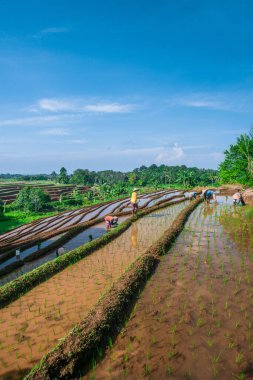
[{"left": 133, "top": 188, "right": 139, "bottom": 191}]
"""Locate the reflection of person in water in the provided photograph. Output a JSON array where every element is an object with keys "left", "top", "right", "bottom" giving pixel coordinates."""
[{"left": 131, "top": 223, "right": 138, "bottom": 248}]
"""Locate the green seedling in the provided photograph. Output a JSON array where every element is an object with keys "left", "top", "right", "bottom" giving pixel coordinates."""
[
  {"left": 197, "top": 318, "right": 204, "bottom": 328},
  {"left": 144, "top": 363, "right": 150, "bottom": 376},
  {"left": 212, "top": 352, "right": 222, "bottom": 364},
  {"left": 233, "top": 373, "right": 246, "bottom": 380},
  {"left": 206, "top": 339, "right": 214, "bottom": 348},
  {"left": 167, "top": 365, "right": 172, "bottom": 376},
  {"left": 235, "top": 352, "right": 244, "bottom": 365}
]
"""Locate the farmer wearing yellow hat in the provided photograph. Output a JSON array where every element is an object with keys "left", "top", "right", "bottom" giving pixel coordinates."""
[{"left": 130, "top": 188, "right": 139, "bottom": 215}]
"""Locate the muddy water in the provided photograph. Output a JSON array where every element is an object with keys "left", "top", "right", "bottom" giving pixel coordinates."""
[
  {"left": 0, "top": 217, "right": 126, "bottom": 286},
  {"left": 88, "top": 197, "right": 253, "bottom": 380},
  {"left": 0, "top": 235, "right": 62, "bottom": 272},
  {"left": 0, "top": 201, "right": 188, "bottom": 380}
]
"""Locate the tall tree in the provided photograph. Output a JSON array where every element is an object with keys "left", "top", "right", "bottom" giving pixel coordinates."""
[
  {"left": 219, "top": 128, "right": 253, "bottom": 185},
  {"left": 58, "top": 167, "right": 69, "bottom": 184}
]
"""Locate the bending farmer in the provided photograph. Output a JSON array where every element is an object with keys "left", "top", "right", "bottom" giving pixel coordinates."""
[
  {"left": 130, "top": 188, "right": 139, "bottom": 215},
  {"left": 104, "top": 215, "right": 118, "bottom": 231},
  {"left": 189, "top": 191, "right": 197, "bottom": 200},
  {"left": 203, "top": 189, "right": 217, "bottom": 203},
  {"left": 232, "top": 192, "right": 245, "bottom": 206}
]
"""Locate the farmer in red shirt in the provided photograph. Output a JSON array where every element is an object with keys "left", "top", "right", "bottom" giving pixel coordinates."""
[{"left": 104, "top": 215, "right": 118, "bottom": 230}]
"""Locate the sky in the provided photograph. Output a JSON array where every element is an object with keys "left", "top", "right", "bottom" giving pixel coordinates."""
[{"left": 1, "top": 0, "right": 253, "bottom": 174}]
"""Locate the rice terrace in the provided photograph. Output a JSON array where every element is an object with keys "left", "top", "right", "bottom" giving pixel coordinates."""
[{"left": 1, "top": 1, "right": 253, "bottom": 379}]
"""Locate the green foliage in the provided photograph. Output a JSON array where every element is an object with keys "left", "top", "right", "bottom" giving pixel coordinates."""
[
  {"left": 49, "top": 171, "right": 58, "bottom": 182},
  {"left": 15, "top": 186, "right": 51, "bottom": 212},
  {"left": 0, "top": 198, "right": 4, "bottom": 218},
  {"left": 0, "top": 164, "right": 218, "bottom": 187},
  {"left": 70, "top": 169, "right": 93, "bottom": 185},
  {"left": 58, "top": 167, "right": 69, "bottom": 184},
  {"left": 68, "top": 165, "right": 217, "bottom": 187},
  {"left": 0, "top": 210, "right": 55, "bottom": 234},
  {"left": 96, "top": 183, "right": 129, "bottom": 200},
  {"left": 219, "top": 129, "right": 253, "bottom": 185}
]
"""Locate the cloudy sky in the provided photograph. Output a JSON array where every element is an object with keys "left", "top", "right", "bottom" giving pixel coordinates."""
[{"left": 1, "top": 0, "right": 253, "bottom": 173}]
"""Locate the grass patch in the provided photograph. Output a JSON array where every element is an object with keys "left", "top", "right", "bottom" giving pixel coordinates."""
[{"left": 0, "top": 211, "right": 56, "bottom": 234}]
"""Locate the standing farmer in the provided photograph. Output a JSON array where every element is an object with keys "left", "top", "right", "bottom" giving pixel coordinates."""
[{"left": 130, "top": 188, "right": 139, "bottom": 215}]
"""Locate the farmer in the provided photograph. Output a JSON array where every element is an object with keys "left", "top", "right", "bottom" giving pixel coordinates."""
[
  {"left": 104, "top": 215, "right": 118, "bottom": 231},
  {"left": 130, "top": 188, "right": 139, "bottom": 215},
  {"left": 203, "top": 189, "right": 217, "bottom": 203},
  {"left": 189, "top": 191, "right": 197, "bottom": 200},
  {"left": 232, "top": 192, "right": 245, "bottom": 206}
]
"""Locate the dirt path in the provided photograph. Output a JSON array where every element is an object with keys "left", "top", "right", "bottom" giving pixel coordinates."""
[
  {"left": 88, "top": 198, "right": 253, "bottom": 380},
  {"left": 0, "top": 201, "right": 187, "bottom": 380}
]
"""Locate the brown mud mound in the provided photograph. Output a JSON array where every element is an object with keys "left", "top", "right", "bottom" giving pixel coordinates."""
[
  {"left": 242, "top": 188, "right": 253, "bottom": 206},
  {"left": 87, "top": 199, "right": 253, "bottom": 380},
  {"left": 218, "top": 185, "right": 244, "bottom": 196}
]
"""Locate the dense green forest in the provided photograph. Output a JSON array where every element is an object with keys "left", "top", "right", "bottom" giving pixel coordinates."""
[{"left": 0, "top": 164, "right": 218, "bottom": 187}]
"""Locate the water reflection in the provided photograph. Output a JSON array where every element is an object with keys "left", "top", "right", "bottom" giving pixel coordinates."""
[{"left": 131, "top": 224, "right": 138, "bottom": 248}]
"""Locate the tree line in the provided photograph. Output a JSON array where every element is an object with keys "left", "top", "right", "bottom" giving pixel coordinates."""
[{"left": 0, "top": 165, "right": 218, "bottom": 187}]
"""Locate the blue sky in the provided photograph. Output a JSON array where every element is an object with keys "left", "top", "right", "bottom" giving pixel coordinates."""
[{"left": 1, "top": 0, "right": 253, "bottom": 174}]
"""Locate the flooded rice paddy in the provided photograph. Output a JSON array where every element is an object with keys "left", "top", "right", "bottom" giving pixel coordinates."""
[
  {"left": 0, "top": 200, "right": 187, "bottom": 380},
  {"left": 0, "top": 190, "right": 182, "bottom": 249},
  {"left": 0, "top": 191, "right": 184, "bottom": 284},
  {"left": 86, "top": 197, "right": 253, "bottom": 380},
  {"left": 0, "top": 218, "right": 127, "bottom": 286}
]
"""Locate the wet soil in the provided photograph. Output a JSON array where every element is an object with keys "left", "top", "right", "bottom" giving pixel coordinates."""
[
  {"left": 0, "top": 201, "right": 187, "bottom": 380},
  {"left": 87, "top": 197, "right": 253, "bottom": 380}
]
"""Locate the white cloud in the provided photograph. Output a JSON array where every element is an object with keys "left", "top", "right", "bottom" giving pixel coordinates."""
[
  {"left": 0, "top": 115, "right": 73, "bottom": 126},
  {"left": 82, "top": 103, "right": 135, "bottom": 113},
  {"left": 38, "top": 99, "right": 75, "bottom": 112},
  {"left": 31, "top": 98, "right": 135, "bottom": 114},
  {"left": 167, "top": 93, "right": 231, "bottom": 111},
  {"left": 155, "top": 144, "right": 185, "bottom": 165},
  {"left": 182, "top": 100, "right": 222, "bottom": 109},
  {"left": 39, "top": 128, "right": 70, "bottom": 136},
  {"left": 40, "top": 27, "right": 68, "bottom": 35}
]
